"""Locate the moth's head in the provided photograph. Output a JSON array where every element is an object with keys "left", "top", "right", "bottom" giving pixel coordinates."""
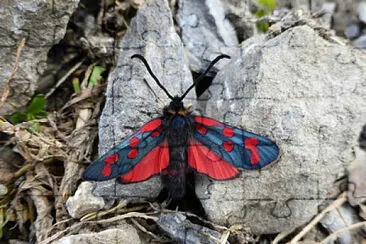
[{"left": 164, "top": 96, "right": 191, "bottom": 116}]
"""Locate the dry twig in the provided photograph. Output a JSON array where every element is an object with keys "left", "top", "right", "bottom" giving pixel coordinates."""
[
  {"left": 0, "top": 38, "right": 25, "bottom": 108},
  {"left": 273, "top": 227, "right": 297, "bottom": 244},
  {"left": 87, "top": 212, "right": 159, "bottom": 224},
  {"left": 130, "top": 218, "right": 166, "bottom": 242},
  {"left": 45, "top": 58, "right": 86, "bottom": 98},
  {"left": 219, "top": 230, "right": 230, "bottom": 244},
  {"left": 80, "top": 199, "right": 128, "bottom": 221},
  {"left": 290, "top": 192, "right": 347, "bottom": 243}
]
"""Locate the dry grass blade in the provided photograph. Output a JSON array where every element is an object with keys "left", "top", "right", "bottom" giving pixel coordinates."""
[
  {"left": 41, "top": 212, "right": 158, "bottom": 244},
  {"left": 0, "top": 38, "right": 25, "bottom": 108},
  {"left": 39, "top": 222, "right": 84, "bottom": 244},
  {"left": 130, "top": 218, "right": 166, "bottom": 242},
  {"left": 176, "top": 211, "right": 228, "bottom": 232},
  {"left": 80, "top": 199, "right": 128, "bottom": 221},
  {"left": 59, "top": 85, "right": 104, "bottom": 112},
  {"left": 273, "top": 227, "right": 297, "bottom": 244},
  {"left": 290, "top": 192, "right": 347, "bottom": 243},
  {"left": 87, "top": 212, "right": 159, "bottom": 224},
  {"left": 0, "top": 118, "right": 66, "bottom": 163},
  {"left": 45, "top": 58, "right": 86, "bottom": 98},
  {"left": 17, "top": 164, "right": 55, "bottom": 241},
  {"left": 219, "top": 230, "right": 230, "bottom": 244},
  {"left": 55, "top": 99, "right": 101, "bottom": 224}
]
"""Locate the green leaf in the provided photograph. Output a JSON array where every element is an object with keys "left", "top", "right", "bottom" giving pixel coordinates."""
[
  {"left": 258, "top": 0, "right": 276, "bottom": 10},
  {"left": 26, "top": 113, "right": 36, "bottom": 121},
  {"left": 257, "top": 22, "right": 270, "bottom": 32},
  {"left": 10, "top": 94, "right": 47, "bottom": 125},
  {"left": 35, "top": 110, "right": 48, "bottom": 118},
  {"left": 88, "top": 66, "right": 105, "bottom": 88},
  {"left": 255, "top": 0, "right": 276, "bottom": 33},
  {"left": 26, "top": 94, "right": 45, "bottom": 115},
  {"left": 72, "top": 77, "right": 81, "bottom": 93},
  {"left": 255, "top": 9, "right": 266, "bottom": 18},
  {"left": 0, "top": 208, "right": 4, "bottom": 239},
  {"left": 10, "top": 112, "right": 26, "bottom": 124},
  {"left": 29, "top": 122, "right": 40, "bottom": 133}
]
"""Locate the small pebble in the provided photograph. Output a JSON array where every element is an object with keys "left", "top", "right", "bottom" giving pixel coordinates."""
[
  {"left": 345, "top": 24, "right": 360, "bottom": 40},
  {"left": 0, "top": 184, "right": 7, "bottom": 196},
  {"left": 358, "top": 2, "right": 366, "bottom": 24},
  {"left": 353, "top": 35, "right": 366, "bottom": 49}
]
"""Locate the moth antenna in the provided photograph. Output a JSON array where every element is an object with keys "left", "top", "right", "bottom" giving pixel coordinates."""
[
  {"left": 131, "top": 54, "right": 174, "bottom": 100},
  {"left": 142, "top": 78, "right": 165, "bottom": 106},
  {"left": 180, "top": 54, "right": 231, "bottom": 100}
]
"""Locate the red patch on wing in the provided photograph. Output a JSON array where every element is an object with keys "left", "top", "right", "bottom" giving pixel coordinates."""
[
  {"left": 195, "top": 116, "right": 222, "bottom": 127},
  {"left": 140, "top": 119, "right": 162, "bottom": 132},
  {"left": 188, "top": 140, "right": 238, "bottom": 179},
  {"left": 104, "top": 154, "right": 119, "bottom": 164},
  {"left": 223, "top": 141, "right": 234, "bottom": 152},
  {"left": 223, "top": 127, "right": 234, "bottom": 137},
  {"left": 120, "top": 142, "right": 169, "bottom": 182},
  {"left": 244, "top": 138, "right": 260, "bottom": 165},
  {"left": 102, "top": 166, "right": 112, "bottom": 177},
  {"left": 195, "top": 124, "right": 208, "bottom": 135},
  {"left": 102, "top": 153, "right": 119, "bottom": 177},
  {"left": 129, "top": 137, "right": 140, "bottom": 147},
  {"left": 151, "top": 126, "right": 162, "bottom": 137},
  {"left": 127, "top": 149, "right": 138, "bottom": 159}
]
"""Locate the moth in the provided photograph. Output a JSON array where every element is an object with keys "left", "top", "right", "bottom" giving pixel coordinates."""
[{"left": 83, "top": 54, "right": 280, "bottom": 199}]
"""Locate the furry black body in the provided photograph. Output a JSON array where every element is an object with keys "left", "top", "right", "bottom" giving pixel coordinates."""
[{"left": 161, "top": 98, "right": 194, "bottom": 199}]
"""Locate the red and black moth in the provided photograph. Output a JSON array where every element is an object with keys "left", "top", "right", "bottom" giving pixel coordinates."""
[{"left": 83, "top": 54, "right": 280, "bottom": 199}]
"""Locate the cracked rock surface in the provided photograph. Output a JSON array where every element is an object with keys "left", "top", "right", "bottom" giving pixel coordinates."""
[
  {"left": 0, "top": 0, "right": 80, "bottom": 115},
  {"left": 157, "top": 212, "right": 227, "bottom": 244},
  {"left": 176, "top": 0, "right": 240, "bottom": 73},
  {"left": 195, "top": 25, "right": 366, "bottom": 234},
  {"left": 53, "top": 225, "right": 141, "bottom": 244},
  {"left": 66, "top": 182, "right": 105, "bottom": 219},
  {"left": 85, "top": 0, "right": 366, "bottom": 236}
]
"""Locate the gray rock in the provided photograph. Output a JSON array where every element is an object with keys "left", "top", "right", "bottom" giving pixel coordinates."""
[
  {"left": 196, "top": 25, "right": 366, "bottom": 234},
  {"left": 9, "top": 241, "right": 29, "bottom": 244},
  {"left": 358, "top": 2, "right": 366, "bottom": 24},
  {"left": 92, "top": 177, "right": 162, "bottom": 200},
  {"left": 93, "top": 0, "right": 193, "bottom": 199},
  {"left": 332, "top": 0, "right": 357, "bottom": 35},
  {"left": 348, "top": 146, "right": 366, "bottom": 206},
  {"left": 311, "top": 0, "right": 324, "bottom": 11},
  {"left": 0, "top": 0, "right": 79, "bottom": 116},
  {"left": 157, "top": 212, "right": 227, "bottom": 244},
  {"left": 53, "top": 226, "right": 141, "bottom": 244},
  {"left": 176, "top": 0, "right": 239, "bottom": 73},
  {"left": 345, "top": 24, "right": 360, "bottom": 40},
  {"left": 0, "top": 184, "right": 7, "bottom": 196},
  {"left": 353, "top": 35, "right": 366, "bottom": 49},
  {"left": 290, "top": 0, "right": 311, "bottom": 9},
  {"left": 320, "top": 204, "right": 360, "bottom": 244},
  {"left": 318, "top": 2, "right": 336, "bottom": 29},
  {"left": 221, "top": 0, "right": 256, "bottom": 41},
  {"left": 66, "top": 182, "right": 105, "bottom": 219},
  {"left": 285, "top": 0, "right": 324, "bottom": 10}
]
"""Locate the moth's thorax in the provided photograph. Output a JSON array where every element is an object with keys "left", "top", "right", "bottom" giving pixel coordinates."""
[
  {"left": 170, "top": 115, "right": 188, "bottom": 128},
  {"left": 164, "top": 96, "right": 190, "bottom": 116}
]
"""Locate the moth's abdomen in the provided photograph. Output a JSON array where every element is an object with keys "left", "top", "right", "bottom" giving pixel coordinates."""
[
  {"left": 162, "top": 145, "right": 187, "bottom": 199},
  {"left": 162, "top": 115, "right": 192, "bottom": 200}
]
